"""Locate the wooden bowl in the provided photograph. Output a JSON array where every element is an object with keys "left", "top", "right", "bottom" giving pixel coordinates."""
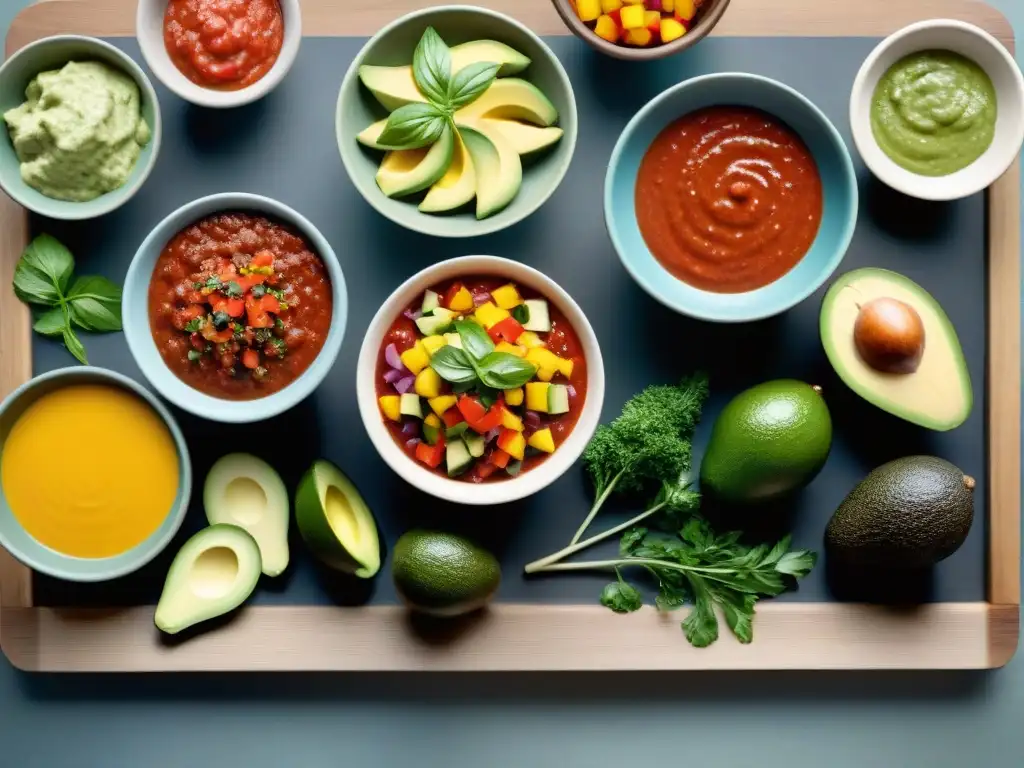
[{"left": 551, "top": 0, "right": 732, "bottom": 61}]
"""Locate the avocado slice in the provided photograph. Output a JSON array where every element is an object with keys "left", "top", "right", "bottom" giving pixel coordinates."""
[
  {"left": 454, "top": 78, "right": 559, "bottom": 126},
  {"left": 375, "top": 125, "right": 455, "bottom": 198},
  {"left": 420, "top": 131, "right": 477, "bottom": 213},
  {"left": 478, "top": 118, "right": 563, "bottom": 155},
  {"left": 391, "top": 530, "right": 501, "bottom": 617},
  {"left": 457, "top": 123, "right": 522, "bottom": 219},
  {"left": 824, "top": 456, "right": 975, "bottom": 569},
  {"left": 295, "top": 460, "right": 381, "bottom": 578},
  {"left": 154, "top": 524, "right": 261, "bottom": 635},
  {"left": 358, "top": 41, "right": 531, "bottom": 111},
  {"left": 820, "top": 268, "right": 972, "bottom": 431},
  {"left": 204, "top": 453, "right": 289, "bottom": 577}
]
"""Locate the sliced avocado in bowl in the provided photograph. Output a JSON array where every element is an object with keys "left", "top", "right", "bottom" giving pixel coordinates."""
[
  {"left": 295, "top": 460, "right": 381, "bottom": 578},
  {"left": 155, "top": 524, "right": 262, "bottom": 635},
  {"left": 478, "top": 118, "right": 564, "bottom": 155},
  {"left": 204, "top": 453, "right": 289, "bottom": 577},
  {"left": 375, "top": 125, "right": 455, "bottom": 198},
  {"left": 457, "top": 122, "right": 522, "bottom": 220},
  {"left": 420, "top": 131, "right": 477, "bottom": 213},
  {"left": 454, "top": 78, "right": 559, "bottom": 126}
]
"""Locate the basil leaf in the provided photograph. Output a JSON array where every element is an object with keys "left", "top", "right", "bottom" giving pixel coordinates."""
[
  {"left": 454, "top": 319, "right": 494, "bottom": 361},
  {"left": 429, "top": 345, "right": 478, "bottom": 384},
  {"left": 511, "top": 304, "right": 529, "bottom": 325},
  {"left": 477, "top": 351, "right": 537, "bottom": 390},
  {"left": 62, "top": 324, "right": 88, "bottom": 365},
  {"left": 377, "top": 102, "right": 448, "bottom": 149},
  {"left": 32, "top": 307, "right": 66, "bottom": 337},
  {"left": 478, "top": 386, "right": 499, "bottom": 408},
  {"left": 67, "top": 275, "right": 122, "bottom": 331},
  {"left": 447, "top": 61, "right": 500, "bottom": 110},
  {"left": 14, "top": 234, "right": 74, "bottom": 305},
  {"left": 412, "top": 26, "right": 452, "bottom": 106}
]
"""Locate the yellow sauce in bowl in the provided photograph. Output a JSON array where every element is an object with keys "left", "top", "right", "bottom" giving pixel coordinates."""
[{"left": 1, "top": 384, "right": 179, "bottom": 559}]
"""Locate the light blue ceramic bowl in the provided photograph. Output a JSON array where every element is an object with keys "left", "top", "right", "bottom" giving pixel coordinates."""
[
  {"left": 605, "top": 73, "right": 858, "bottom": 323},
  {"left": 0, "top": 367, "right": 191, "bottom": 582},
  {"left": 0, "top": 35, "right": 161, "bottom": 220},
  {"left": 123, "top": 193, "right": 348, "bottom": 423}
]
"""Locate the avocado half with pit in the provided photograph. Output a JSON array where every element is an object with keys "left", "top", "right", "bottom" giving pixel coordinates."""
[
  {"left": 295, "top": 460, "right": 381, "bottom": 578},
  {"left": 155, "top": 524, "right": 262, "bottom": 635},
  {"left": 820, "top": 268, "right": 972, "bottom": 431}
]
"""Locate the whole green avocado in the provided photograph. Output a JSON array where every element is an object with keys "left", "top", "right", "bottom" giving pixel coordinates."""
[
  {"left": 824, "top": 456, "right": 975, "bottom": 569},
  {"left": 700, "top": 379, "right": 832, "bottom": 504},
  {"left": 392, "top": 530, "right": 501, "bottom": 617}
]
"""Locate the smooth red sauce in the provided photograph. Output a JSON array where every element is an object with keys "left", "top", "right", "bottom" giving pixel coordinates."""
[
  {"left": 148, "top": 213, "right": 332, "bottom": 400},
  {"left": 375, "top": 276, "right": 588, "bottom": 483},
  {"left": 164, "top": 0, "right": 284, "bottom": 90},
  {"left": 635, "top": 106, "right": 823, "bottom": 293}
]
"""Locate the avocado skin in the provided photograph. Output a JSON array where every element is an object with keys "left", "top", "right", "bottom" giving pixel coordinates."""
[
  {"left": 392, "top": 531, "right": 501, "bottom": 617},
  {"left": 825, "top": 456, "right": 974, "bottom": 569},
  {"left": 700, "top": 380, "right": 832, "bottom": 504}
]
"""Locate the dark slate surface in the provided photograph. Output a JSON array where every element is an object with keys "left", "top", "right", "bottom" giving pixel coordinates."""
[{"left": 32, "top": 37, "right": 987, "bottom": 608}]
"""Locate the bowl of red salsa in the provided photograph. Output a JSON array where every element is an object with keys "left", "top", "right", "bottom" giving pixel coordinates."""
[
  {"left": 357, "top": 255, "right": 604, "bottom": 505},
  {"left": 124, "top": 192, "right": 346, "bottom": 423},
  {"left": 136, "top": 0, "right": 301, "bottom": 108}
]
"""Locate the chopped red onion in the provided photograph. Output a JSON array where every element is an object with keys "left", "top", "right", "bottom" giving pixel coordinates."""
[
  {"left": 524, "top": 411, "right": 542, "bottom": 429},
  {"left": 645, "top": 0, "right": 663, "bottom": 10},
  {"left": 485, "top": 427, "right": 501, "bottom": 443},
  {"left": 405, "top": 438, "right": 420, "bottom": 451},
  {"left": 384, "top": 343, "right": 404, "bottom": 370},
  {"left": 383, "top": 368, "right": 404, "bottom": 385},
  {"left": 471, "top": 290, "right": 492, "bottom": 307},
  {"left": 567, "top": 385, "right": 577, "bottom": 399},
  {"left": 403, "top": 308, "right": 423, "bottom": 321},
  {"left": 395, "top": 376, "right": 415, "bottom": 394},
  {"left": 401, "top": 421, "right": 420, "bottom": 436}
]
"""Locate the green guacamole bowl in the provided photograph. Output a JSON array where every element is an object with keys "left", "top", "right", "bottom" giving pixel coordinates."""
[
  {"left": 336, "top": 5, "right": 578, "bottom": 238},
  {"left": 0, "top": 35, "right": 161, "bottom": 220}
]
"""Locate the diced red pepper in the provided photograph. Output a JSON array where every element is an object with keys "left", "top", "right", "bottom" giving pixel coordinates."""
[
  {"left": 234, "top": 273, "right": 267, "bottom": 292},
  {"left": 259, "top": 294, "right": 281, "bottom": 314},
  {"left": 415, "top": 435, "right": 445, "bottom": 468},
  {"left": 489, "top": 448, "right": 511, "bottom": 469},
  {"left": 608, "top": 8, "right": 622, "bottom": 25},
  {"left": 201, "top": 326, "right": 233, "bottom": 343},
  {"left": 210, "top": 295, "right": 245, "bottom": 318},
  {"left": 474, "top": 462, "right": 498, "bottom": 480},
  {"left": 486, "top": 316, "right": 525, "bottom": 344},
  {"left": 217, "top": 267, "right": 237, "bottom": 284},
  {"left": 250, "top": 251, "right": 274, "bottom": 269},
  {"left": 441, "top": 408, "right": 464, "bottom": 429},
  {"left": 241, "top": 348, "right": 260, "bottom": 369},
  {"left": 457, "top": 395, "right": 504, "bottom": 433},
  {"left": 442, "top": 281, "right": 466, "bottom": 309},
  {"left": 496, "top": 428, "right": 522, "bottom": 456},
  {"left": 245, "top": 295, "right": 272, "bottom": 328}
]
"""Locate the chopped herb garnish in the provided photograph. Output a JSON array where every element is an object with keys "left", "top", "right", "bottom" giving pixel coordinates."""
[
  {"left": 202, "top": 276, "right": 222, "bottom": 291},
  {"left": 250, "top": 284, "right": 266, "bottom": 298},
  {"left": 266, "top": 286, "right": 286, "bottom": 301},
  {"left": 268, "top": 337, "right": 287, "bottom": 357},
  {"left": 187, "top": 349, "right": 202, "bottom": 363},
  {"left": 512, "top": 304, "right": 530, "bottom": 325},
  {"left": 211, "top": 311, "right": 231, "bottom": 329},
  {"left": 183, "top": 317, "right": 204, "bottom": 333},
  {"left": 274, "top": 317, "right": 285, "bottom": 330},
  {"left": 254, "top": 328, "right": 273, "bottom": 343},
  {"left": 224, "top": 281, "right": 243, "bottom": 298}
]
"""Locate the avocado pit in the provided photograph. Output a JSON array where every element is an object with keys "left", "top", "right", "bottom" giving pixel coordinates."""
[{"left": 853, "top": 297, "right": 925, "bottom": 374}]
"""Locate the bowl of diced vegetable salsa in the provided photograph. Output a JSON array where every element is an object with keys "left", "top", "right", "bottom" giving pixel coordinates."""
[
  {"left": 553, "top": 0, "right": 730, "bottom": 60},
  {"left": 357, "top": 255, "right": 604, "bottom": 505}
]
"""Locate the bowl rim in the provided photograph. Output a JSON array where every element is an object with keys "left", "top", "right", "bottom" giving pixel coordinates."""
[
  {"left": 549, "top": 0, "right": 733, "bottom": 61},
  {"left": 135, "top": 0, "right": 302, "bottom": 109},
  {"left": 0, "top": 365, "right": 192, "bottom": 582},
  {"left": 122, "top": 191, "right": 348, "bottom": 424},
  {"left": 356, "top": 254, "right": 605, "bottom": 505},
  {"left": 848, "top": 18, "right": 1024, "bottom": 201},
  {"left": 604, "top": 71, "right": 858, "bottom": 323},
  {"left": 0, "top": 34, "right": 163, "bottom": 220},
  {"left": 335, "top": 3, "right": 578, "bottom": 239}
]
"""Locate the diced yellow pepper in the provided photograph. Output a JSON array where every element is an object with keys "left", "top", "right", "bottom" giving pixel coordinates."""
[
  {"left": 420, "top": 335, "right": 447, "bottom": 356},
  {"left": 517, "top": 331, "right": 545, "bottom": 349},
  {"left": 474, "top": 301, "right": 510, "bottom": 329},
  {"left": 528, "top": 428, "right": 556, "bottom": 454},
  {"left": 491, "top": 284, "right": 522, "bottom": 309},
  {"left": 525, "top": 347, "right": 560, "bottom": 381},
  {"left": 557, "top": 358, "right": 574, "bottom": 379},
  {"left": 663, "top": 0, "right": 675, "bottom": 10},
  {"left": 643, "top": 9, "right": 660, "bottom": 29},
  {"left": 624, "top": 27, "right": 652, "bottom": 45},
  {"left": 594, "top": 14, "right": 619, "bottom": 43},
  {"left": 575, "top": 0, "right": 601, "bottom": 22},
  {"left": 414, "top": 367, "right": 442, "bottom": 398},
  {"left": 500, "top": 408, "right": 524, "bottom": 431},
  {"left": 600, "top": 0, "right": 624, "bottom": 11},
  {"left": 622, "top": 0, "right": 645, "bottom": 4},
  {"left": 379, "top": 395, "right": 401, "bottom": 422},
  {"left": 674, "top": 0, "right": 696, "bottom": 21},
  {"left": 400, "top": 342, "right": 430, "bottom": 375},
  {"left": 525, "top": 382, "right": 550, "bottom": 412},
  {"left": 495, "top": 341, "right": 526, "bottom": 358},
  {"left": 428, "top": 394, "right": 458, "bottom": 417},
  {"left": 448, "top": 286, "right": 473, "bottom": 312},
  {"left": 620, "top": 4, "right": 645, "bottom": 28},
  {"left": 504, "top": 387, "right": 524, "bottom": 407},
  {"left": 660, "top": 16, "right": 686, "bottom": 43},
  {"left": 500, "top": 431, "right": 526, "bottom": 461},
  {"left": 424, "top": 413, "right": 441, "bottom": 428}
]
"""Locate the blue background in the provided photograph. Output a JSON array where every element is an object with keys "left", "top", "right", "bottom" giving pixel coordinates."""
[{"left": 0, "top": 2, "right": 1022, "bottom": 765}]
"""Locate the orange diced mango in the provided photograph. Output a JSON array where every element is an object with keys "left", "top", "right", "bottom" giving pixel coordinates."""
[
  {"left": 674, "top": 0, "right": 697, "bottom": 22},
  {"left": 624, "top": 27, "right": 653, "bottom": 46},
  {"left": 663, "top": 0, "right": 675, "bottom": 11},
  {"left": 660, "top": 16, "right": 686, "bottom": 43},
  {"left": 644, "top": 10, "right": 661, "bottom": 34},
  {"left": 594, "top": 14, "right": 619, "bottom": 42},
  {"left": 600, "top": 0, "right": 623, "bottom": 10},
  {"left": 576, "top": 0, "right": 602, "bottom": 22},
  {"left": 620, "top": 4, "right": 645, "bottom": 28},
  {"left": 622, "top": 0, "right": 645, "bottom": 4}
]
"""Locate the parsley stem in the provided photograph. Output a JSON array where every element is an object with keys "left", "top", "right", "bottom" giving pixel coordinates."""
[
  {"left": 568, "top": 469, "right": 624, "bottom": 546},
  {"left": 527, "top": 557, "right": 743, "bottom": 579}
]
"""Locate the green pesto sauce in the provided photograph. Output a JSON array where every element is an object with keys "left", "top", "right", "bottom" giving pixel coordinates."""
[{"left": 871, "top": 50, "right": 996, "bottom": 177}]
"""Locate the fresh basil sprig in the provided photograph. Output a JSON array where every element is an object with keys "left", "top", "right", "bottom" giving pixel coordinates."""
[
  {"left": 447, "top": 61, "right": 501, "bottom": 110},
  {"left": 13, "top": 234, "right": 122, "bottom": 364},
  {"left": 429, "top": 319, "right": 536, "bottom": 392},
  {"left": 376, "top": 102, "right": 448, "bottom": 149},
  {"left": 412, "top": 27, "right": 452, "bottom": 105}
]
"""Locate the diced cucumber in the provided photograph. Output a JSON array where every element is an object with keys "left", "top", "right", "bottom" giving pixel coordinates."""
[
  {"left": 522, "top": 299, "right": 551, "bottom": 332},
  {"left": 463, "top": 432, "right": 486, "bottom": 458},
  {"left": 505, "top": 460, "right": 523, "bottom": 477},
  {"left": 547, "top": 384, "right": 569, "bottom": 415},
  {"left": 422, "top": 421, "right": 441, "bottom": 445},
  {"left": 445, "top": 421, "right": 469, "bottom": 439},
  {"left": 422, "top": 289, "right": 440, "bottom": 313},
  {"left": 400, "top": 393, "right": 423, "bottom": 419},
  {"left": 443, "top": 332, "right": 463, "bottom": 349},
  {"left": 416, "top": 307, "right": 455, "bottom": 336},
  {"left": 446, "top": 439, "right": 473, "bottom": 477}
]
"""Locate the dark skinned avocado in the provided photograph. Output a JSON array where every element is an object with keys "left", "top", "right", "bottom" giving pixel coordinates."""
[
  {"left": 820, "top": 268, "right": 972, "bottom": 431},
  {"left": 700, "top": 380, "right": 832, "bottom": 504},
  {"left": 825, "top": 456, "right": 975, "bottom": 569},
  {"left": 392, "top": 531, "right": 500, "bottom": 617}
]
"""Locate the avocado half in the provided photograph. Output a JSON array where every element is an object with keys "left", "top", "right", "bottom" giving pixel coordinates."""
[
  {"left": 295, "top": 460, "right": 381, "bottom": 578},
  {"left": 820, "top": 268, "right": 972, "bottom": 431}
]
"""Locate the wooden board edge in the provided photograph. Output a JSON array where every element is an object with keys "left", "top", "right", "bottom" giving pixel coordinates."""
[
  {"left": 0, "top": 602, "right": 1001, "bottom": 672},
  {"left": 6, "top": 0, "right": 1017, "bottom": 49}
]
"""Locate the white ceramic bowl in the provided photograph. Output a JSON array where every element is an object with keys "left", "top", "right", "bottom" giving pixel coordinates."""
[
  {"left": 357, "top": 255, "right": 605, "bottom": 506},
  {"left": 850, "top": 19, "right": 1024, "bottom": 201},
  {"left": 136, "top": 0, "right": 301, "bottom": 108}
]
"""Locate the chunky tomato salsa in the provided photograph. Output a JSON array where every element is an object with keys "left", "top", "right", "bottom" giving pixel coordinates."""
[
  {"left": 164, "top": 0, "right": 284, "bottom": 90},
  {"left": 149, "top": 212, "right": 332, "bottom": 400},
  {"left": 376, "top": 276, "right": 588, "bottom": 483}
]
